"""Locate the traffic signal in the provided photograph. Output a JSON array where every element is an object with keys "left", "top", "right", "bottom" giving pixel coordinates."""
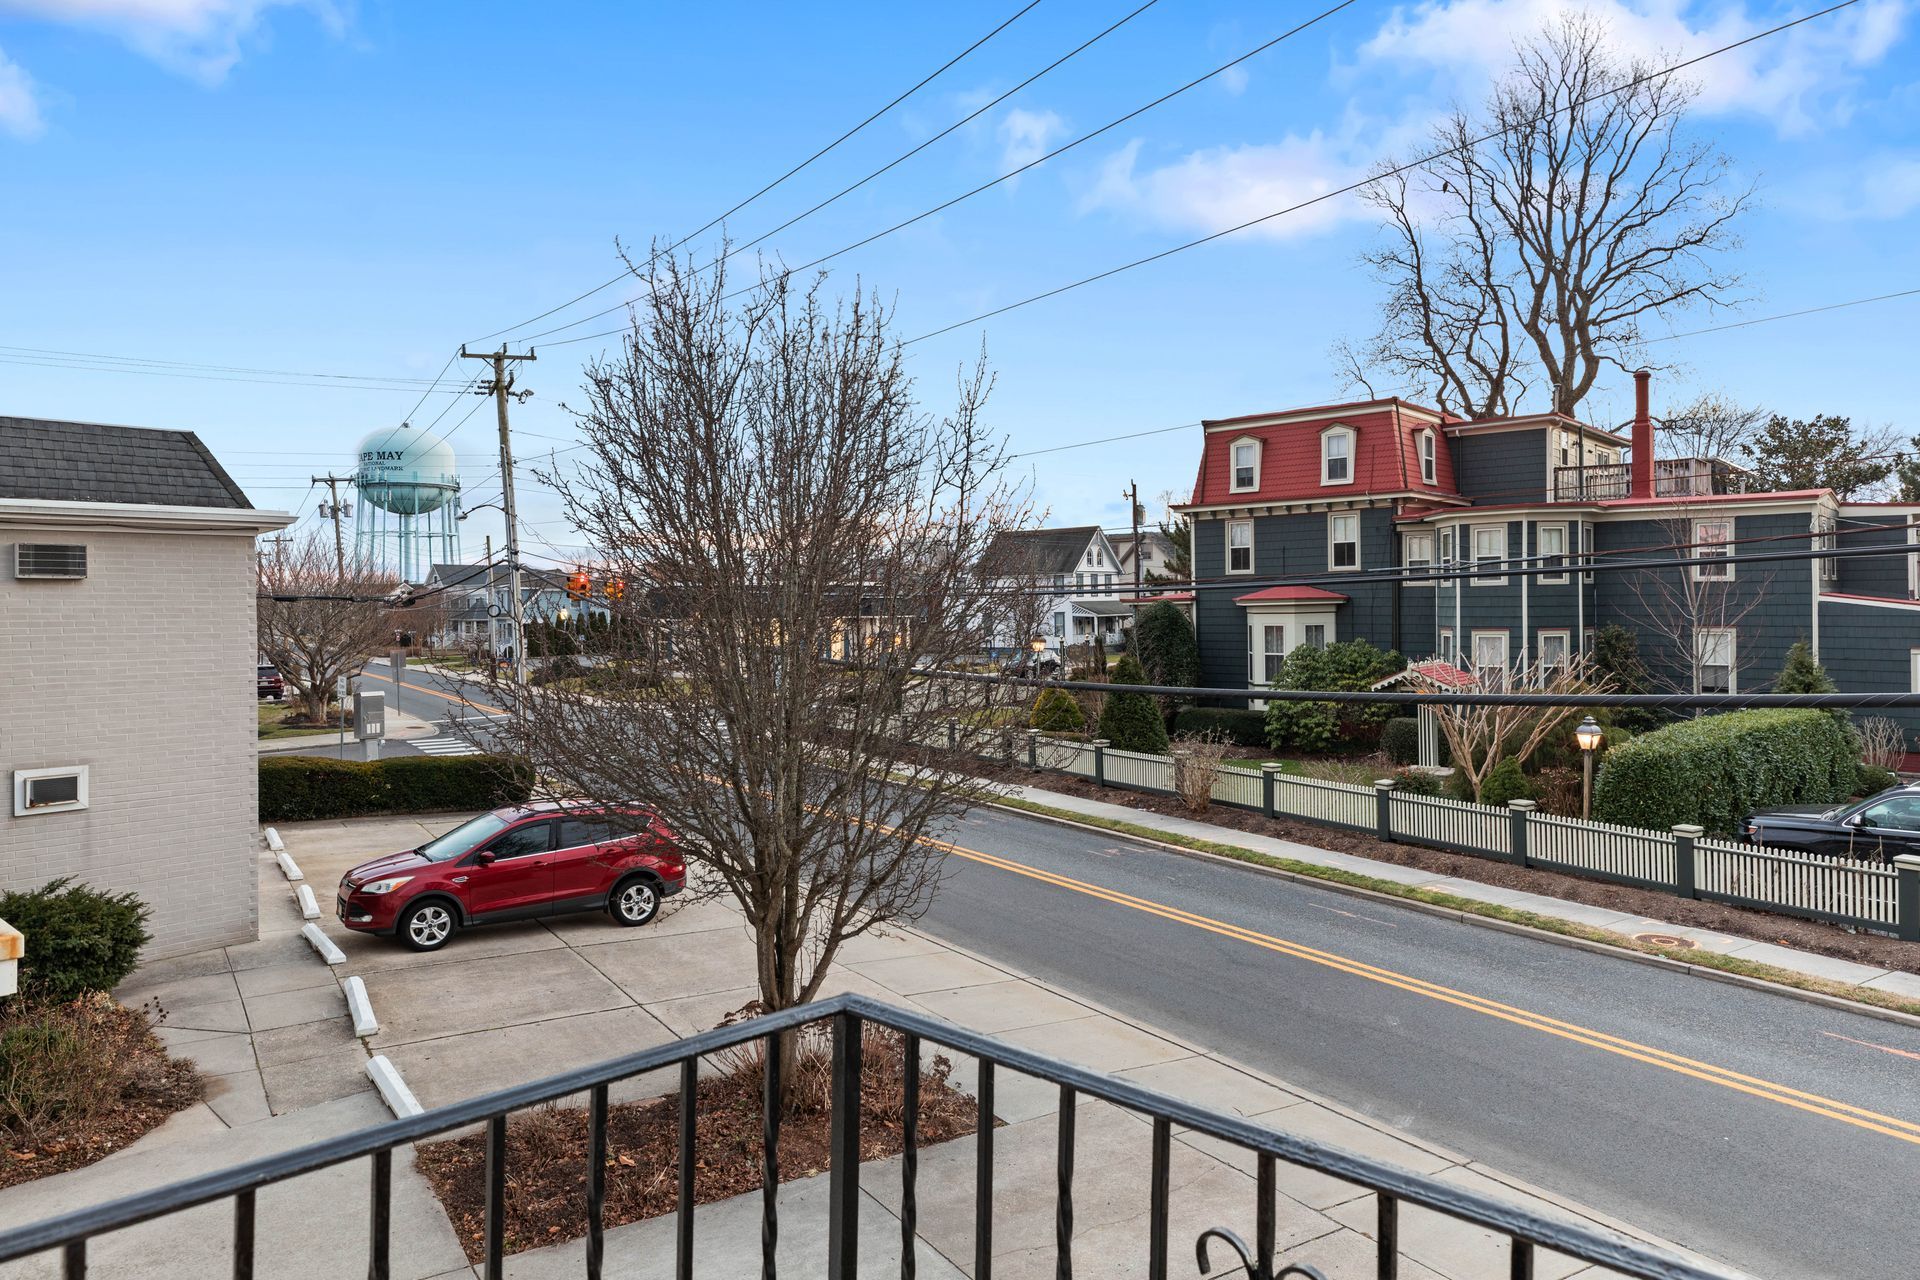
[
  {"left": 604, "top": 577, "right": 626, "bottom": 601},
  {"left": 567, "top": 570, "right": 590, "bottom": 601}
]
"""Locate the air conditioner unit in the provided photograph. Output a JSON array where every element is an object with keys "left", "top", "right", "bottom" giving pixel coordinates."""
[{"left": 14, "top": 544, "right": 88, "bottom": 579}]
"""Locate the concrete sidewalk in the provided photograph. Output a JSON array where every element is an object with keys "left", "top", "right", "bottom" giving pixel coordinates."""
[
  {"left": 0, "top": 813, "right": 1741, "bottom": 1279},
  {"left": 257, "top": 705, "right": 439, "bottom": 755},
  {"left": 994, "top": 779, "right": 1920, "bottom": 1007}
]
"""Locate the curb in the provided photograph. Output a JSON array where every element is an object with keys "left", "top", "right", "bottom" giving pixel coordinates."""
[
  {"left": 263, "top": 827, "right": 285, "bottom": 852},
  {"left": 301, "top": 921, "right": 346, "bottom": 966},
  {"left": 981, "top": 796, "right": 1920, "bottom": 1033},
  {"left": 345, "top": 975, "right": 380, "bottom": 1037},
  {"left": 366, "top": 1054, "right": 422, "bottom": 1118},
  {"left": 295, "top": 884, "right": 321, "bottom": 920},
  {"left": 275, "top": 851, "right": 304, "bottom": 882}
]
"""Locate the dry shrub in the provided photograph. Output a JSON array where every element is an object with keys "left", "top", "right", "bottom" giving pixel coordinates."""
[
  {"left": 1172, "top": 731, "right": 1233, "bottom": 812},
  {"left": 0, "top": 995, "right": 201, "bottom": 1163},
  {"left": 1860, "top": 717, "right": 1906, "bottom": 772},
  {"left": 1532, "top": 766, "right": 1584, "bottom": 817},
  {"left": 713, "top": 1001, "right": 958, "bottom": 1118}
]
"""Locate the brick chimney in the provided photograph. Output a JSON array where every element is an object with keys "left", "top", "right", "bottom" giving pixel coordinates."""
[{"left": 1629, "top": 368, "right": 1653, "bottom": 500}]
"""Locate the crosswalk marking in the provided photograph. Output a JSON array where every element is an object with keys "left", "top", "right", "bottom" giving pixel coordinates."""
[{"left": 411, "top": 736, "right": 482, "bottom": 757}]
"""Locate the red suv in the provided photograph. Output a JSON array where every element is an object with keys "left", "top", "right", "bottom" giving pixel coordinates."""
[{"left": 336, "top": 803, "right": 686, "bottom": 951}]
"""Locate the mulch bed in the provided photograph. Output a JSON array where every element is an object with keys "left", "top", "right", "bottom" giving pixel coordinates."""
[
  {"left": 1020, "top": 772, "right": 1920, "bottom": 976},
  {"left": 0, "top": 999, "right": 204, "bottom": 1190},
  {"left": 416, "top": 1025, "right": 977, "bottom": 1263}
]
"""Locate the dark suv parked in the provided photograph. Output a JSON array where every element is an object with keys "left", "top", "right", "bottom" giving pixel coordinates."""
[
  {"left": 1744, "top": 785, "right": 1920, "bottom": 862},
  {"left": 336, "top": 802, "right": 686, "bottom": 951}
]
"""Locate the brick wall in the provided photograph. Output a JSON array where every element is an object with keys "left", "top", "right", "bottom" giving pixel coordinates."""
[{"left": 0, "top": 526, "right": 260, "bottom": 958}]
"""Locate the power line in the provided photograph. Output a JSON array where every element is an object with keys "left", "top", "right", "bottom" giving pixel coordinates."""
[
  {"left": 899, "top": 0, "right": 1864, "bottom": 347},
  {"left": 0, "top": 344, "right": 450, "bottom": 385},
  {"left": 473, "top": 0, "right": 1049, "bottom": 345},
  {"left": 0, "top": 352, "right": 471, "bottom": 394},
  {"left": 1641, "top": 287, "right": 1920, "bottom": 346},
  {"left": 542, "top": 0, "right": 1361, "bottom": 350}
]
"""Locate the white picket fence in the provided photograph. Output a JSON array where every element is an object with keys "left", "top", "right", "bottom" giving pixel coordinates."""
[
  {"left": 1389, "top": 792, "right": 1514, "bottom": 858},
  {"left": 1694, "top": 836, "right": 1900, "bottom": 927},
  {"left": 1526, "top": 812, "right": 1677, "bottom": 888}
]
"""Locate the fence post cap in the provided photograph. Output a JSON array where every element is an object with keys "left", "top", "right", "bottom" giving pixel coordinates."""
[
  {"left": 1091, "top": 738, "right": 1110, "bottom": 747},
  {"left": 1025, "top": 727, "right": 1041, "bottom": 737},
  {"left": 1892, "top": 853, "right": 1920, "bottom": 871},
  {"left": 1259, "top": 762, "right": 1285, "bottom": 773},
  {"left": 1671, "top": 823, "right": 1705, "bottom": 837},
  {"left": 1507, "top": 799, "right": 1538, "bottom": 811},
  {"left": 1374, "top": 778, "right": 1397, "bottom": 791},
  {"left": 1172, "top": 748, "right": 1192, "bottom": 759}
]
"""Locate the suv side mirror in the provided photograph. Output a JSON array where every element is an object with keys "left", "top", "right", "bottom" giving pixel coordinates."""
[{"left": 474, "top": 850, "right": 497, "bottom": 866}]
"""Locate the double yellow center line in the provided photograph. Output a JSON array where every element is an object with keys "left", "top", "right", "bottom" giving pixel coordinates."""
[{"left": 925, "top": 833, "right": 1920, "bottom": 1148}]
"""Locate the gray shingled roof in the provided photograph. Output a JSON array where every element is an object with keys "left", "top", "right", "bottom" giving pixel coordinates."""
[
  {"left": 0, "top": 416, "right": 253, "bottom": 508},
  {"left": 978, "top": 526, "right": 1103, "bottom": 577}
]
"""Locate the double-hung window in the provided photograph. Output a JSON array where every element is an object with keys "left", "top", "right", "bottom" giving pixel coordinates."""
[
  {"left": 1227, "top": 520, "right": 1254, "bottom": 574},
  {"left": 1417, "top": 430, "right": 1436, "bottom": 484},
  {"left": 1538, "top": 524, "right": 1568, "bottom": 583},
  {"left": 1322, "top": 427, "right": 1354, "bottom": 485},
  {"left": 1261, "top": 624, "right": 1286, "bottom": 683},
  {"left": 1693, "top": 519, "right": 1733, "bottom": 580},
  {"left": 1471, "top": 525, "right": 1506, "bottom": 585},
  {"left": 1812, "top": 513, "right": 1838, "bottom": 587},
  {"left": 1539, "top": 630, "right": 1570, "bottom": 680},
  {"left": 1404, "top": 532, "right": 1434, "bottom": 586},
  {"left": 1304, "top": 624, "right": 1326, "bottom": 649},
  {"left": 1329, "top": 514, "right": 1359, "bottom": 570},
  {"left": 1437, "top": 628, "right": 1455, "bottom": 663},
  {"left": 1231, "top": 439, "right": 1260, "bottom": 492},
  {"left": 1697, "top": 628, "right": 1735, "bottom": 694},
  {"left": 1472, "top": 631, "right": 1510, "bottom": 688}
]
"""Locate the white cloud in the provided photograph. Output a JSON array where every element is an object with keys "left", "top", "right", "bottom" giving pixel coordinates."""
[
  {"left": 1080, "top": 132, "right": 1373, "bottom": 241},
  {"left": 0, "top": 46, "right": 44, "bottom": 138},
  {"left": 1360, "top": 0, "right": 1911, "bottom": 136},
  {"left": 0, "top": 0, "right": 345, "bottom": 84},
  {"left": 998, "top": 107, "right": 1067, "bottom": 174}
]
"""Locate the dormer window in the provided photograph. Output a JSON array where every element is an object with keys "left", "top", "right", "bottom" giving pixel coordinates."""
[
  {"left": 1321, "top": 426, "right": 1354, "bottom": 486},
  {"left": 1417, "top": 430, "right": 1436, "bottom": 485},
  {"left": 1230, "top": 438, "right": 1261, "bottom": 493}
]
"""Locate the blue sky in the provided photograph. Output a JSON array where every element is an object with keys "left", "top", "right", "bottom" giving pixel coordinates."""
[{"left": 0, "top": 0, "right": 1914, "bottom": 566}]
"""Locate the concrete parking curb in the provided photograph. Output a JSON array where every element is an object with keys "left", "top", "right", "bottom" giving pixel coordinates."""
[
  {"left": 295, "top": 884, "right": 321, "bottom": 920},
  {"left": 263, "top": 827, "right": 284, "bottom": 852},
  {"left": 365, "top": 1054, "right": 422, "bottom": 1118},
  {"left": 300, "top": 921, "right": 346, "bottom": 966},
  {"left": 344, "top": 975, "right": 379, "bottom": 1037},
  {"left": 274, "top": 851, "right": 303, "bottom": 881},
  {"left": 983, "top": 796, "right": 1920, "bottom": 1034}
]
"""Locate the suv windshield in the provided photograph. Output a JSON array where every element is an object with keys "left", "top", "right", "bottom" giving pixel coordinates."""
[{"left": 417, "top": 813, "right": 513, "bottom": 863}]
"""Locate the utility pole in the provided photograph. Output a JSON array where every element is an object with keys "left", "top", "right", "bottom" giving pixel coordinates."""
[
  {"left": 483, "top": 534, "right": 495, "bottom": 665},
  {"left": 460, "top": 344, "right": 537, "bottom": 686},
  {"left": 264, "top": 533, "right": 292, "bottom": 572},
  {"left": 1124, "top": 480, "right": 1143, "bottom": 596},
  {"left": 311, "top": 473, "right": 354, "bottom": 575}
]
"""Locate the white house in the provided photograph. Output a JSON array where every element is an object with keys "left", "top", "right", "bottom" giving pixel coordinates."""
[{"left": 978, "top": 525, "right": 1132, "bottom": 650}]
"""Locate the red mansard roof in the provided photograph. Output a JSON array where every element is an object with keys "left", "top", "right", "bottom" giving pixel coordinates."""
[{"left": 1188, "top": 401, "right": 1458, "bottom": 507}]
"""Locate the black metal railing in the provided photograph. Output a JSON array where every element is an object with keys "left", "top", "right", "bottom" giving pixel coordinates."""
[{"left": 0, "top": 992, "right": 1739, "bottom": 1280}]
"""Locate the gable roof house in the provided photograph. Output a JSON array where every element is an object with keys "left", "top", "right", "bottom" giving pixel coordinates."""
[
  {"left": 0, "top": 417, "right": 292, "bottom": 958},
  {"left": 977, "top": 526, "right": 1130, "bottom": 650},
  {"left": 1174, "top": 376, "right": 1920, "bottom": 750}
]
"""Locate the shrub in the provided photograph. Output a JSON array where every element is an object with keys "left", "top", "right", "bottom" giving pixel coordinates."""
[
  {"left": 1264, "top": 639, "right": 1405, "bottom": 752},
  {"left": 1029, "top": 688, "right": 1086, "bottom": 733},
  {"left": 1774, "top": 639, "right": 1836, "bottom": 694},
  {"left": 1479, "top": 757, "right": 1535, "bottom": 808},
  {"left": 1592, "top": 624, "right": 1660, "bottom": 734},
  {"left": 259, "top": 754, "right": 535, "bottom": 822},
  {"left": 1169, "top": 707, "right": 1267, "bottom": 748},
  {"left": 1382, "top": 717, "right": 1420, "bottom": 765},
  {"left": 1593, "top": 708, "right": 1858, "bottom": 836},
  {"left": 1532, "top": 766, "right": 1584, "bottom": 817},
  {"left": 0, "top": 998, "right": 199, "bottom": 1151},
  {"left": 1390, "top": 768, "right": 1443, "bottom": 796},
  {"left": 1171, "top": 732, "right": 1233, "bottom": 813},
  {"left": 0, "top": 880, "right": 150, "bottom": 1002},
  {"left": 1857, "top": 762, "right": 1898, "bottom": 796},
  {"left": 1133, "top": 603, "right": 1201, "bottom": 708},
  {"left": 1096, "top": 656, "right": 1170, "bottom": 753}
]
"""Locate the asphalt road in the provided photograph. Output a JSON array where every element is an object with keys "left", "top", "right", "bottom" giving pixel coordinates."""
[{"left": 361, "top": 661, "right": 1915, "bottom": 1276}]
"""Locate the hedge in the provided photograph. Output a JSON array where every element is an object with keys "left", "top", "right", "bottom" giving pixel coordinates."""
[
  {"left": 1592, "top": 709, "right": 1858, "bottom": 836},
  {"left": 1169, "top": 707, "right": 1268, "bottom": 748},
  {"left": 260, "top": 754, "right": 536, "bottom": 822}
]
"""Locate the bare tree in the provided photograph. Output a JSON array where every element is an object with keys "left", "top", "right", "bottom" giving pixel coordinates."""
[
  {"left": 1622, "top": 508, "right": 1770, "bottom": 698},
  {"left": 1657, "top": 392, "right": 1767, "bottom": 461},
  {"left": 257, "top": 531, "right": 399, "bottom": 724},
  {"left": 1345, "top": 13, "right": 1750, "bottom": 416},
  {"left": 488, "top": 254, "right": 1035, "bottom": 1060},
  {"left": 1410, "top": 654, "right": 1610, "bottom": 802}
]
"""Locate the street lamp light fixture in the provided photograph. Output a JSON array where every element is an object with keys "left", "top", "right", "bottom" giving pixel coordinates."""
[
  {"left": 1574, "top": 715, "right": 1603, "bottom": 818},
  {"left": 1029, "top": 635, "right": 1048, "bottom": 654}
]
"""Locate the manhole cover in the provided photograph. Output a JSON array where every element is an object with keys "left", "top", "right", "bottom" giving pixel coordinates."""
[{"left": 1633, "top": 932, "right": 1696, "bottom": 950}]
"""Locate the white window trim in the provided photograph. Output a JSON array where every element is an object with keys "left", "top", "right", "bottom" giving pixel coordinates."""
[
  {"left": 1403, "top": 531, "right": 1435, "bottom": 587},
  {"left": 1696, "top": 627, "right": 1737, "bottom": 694},
  {"left": 1538, "top": 629, "right": 1571, "bottom": 677},
  {"left": 1438, "top": 627, "right": 1455, "bottom": 662},
  {"left": 1320, "top": 424, "right": 1356, "bottom": 487},
  {"left": 1260, "top": 623, "right": 1287, "bottom": 684},
  {"left": 1471, "top": 630, "right": 1510, "bottom": 687},
  {"left": 1908, "top": 524, "right": 1918, "bottom": 600},
  {"left": 1910, "top": 648, "right": 1920, "bottom": 693},
  {"left": 1226, "top": 519, "right": 1255, "bottom": 575},
  {"left": 1229, "top": 435, "right": 1263, "bottom": 494},
  {"left": 14, "top": 765, "right": 89, "bottom": 817},
  {"left": 1692, "top": 519, "right": 1734, "bottom": 581},
  {"left": 1328, "top": 513, "right": 1360, "bottom": 572},
  {"left": 1416, "top": 429, "right": 1436, "bottom": 485},
  {"left": 1537, "top": 523, "right": 1569, "bottom": 584},
  {"left": 1470, "top": 524, "right": 1507, "bottom": 587}
]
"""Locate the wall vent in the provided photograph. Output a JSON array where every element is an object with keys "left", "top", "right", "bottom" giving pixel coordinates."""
[{"left": 14, "top": 544, "right": 88, "bottom": 579}]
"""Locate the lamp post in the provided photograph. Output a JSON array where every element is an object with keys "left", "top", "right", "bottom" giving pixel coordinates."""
[{"left": 1574, "top": 715, "right": 1604, "bottom": 819}]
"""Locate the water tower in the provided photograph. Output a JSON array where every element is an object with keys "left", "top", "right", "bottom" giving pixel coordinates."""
[{"left": 351, "top": 423, "right": 461, "bottom": 581}]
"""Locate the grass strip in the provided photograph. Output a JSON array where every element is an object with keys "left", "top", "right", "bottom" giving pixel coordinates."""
[{"left": 985, "top": 791, "right": 1920, "bottom": 1021}]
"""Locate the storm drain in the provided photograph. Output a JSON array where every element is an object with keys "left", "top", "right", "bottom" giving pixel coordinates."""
[{"left": 1633, "top": 932, "right": 1697, "bottom": 950}]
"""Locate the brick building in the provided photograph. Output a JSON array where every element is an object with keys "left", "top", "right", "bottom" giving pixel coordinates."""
[
  {"left": 1177, "top": 376, "right": 1920, "bottom": 746},
  {"left": 0, "top": 417, "right": 291, "bottom": 957}
]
